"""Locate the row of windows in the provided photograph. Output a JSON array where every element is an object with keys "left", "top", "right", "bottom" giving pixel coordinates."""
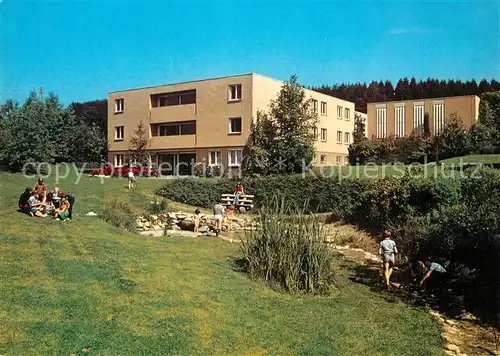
[
  {"left": 114, "top": 118, "right": 243, "bottom": 140},
  {"left": 113, "top": 150, "right": 243, "bottom": 168},
  {"left": 317, "top": 155, "right": 349, "bottom": 165},
  {"left": 114, "top": 84, "right": 244, "bottom": 114},
  {"left": 115, "top": 85, "right": 353, "bottom": 123},
  {"left": 376, "top": 103, "right": 445, "bottom": 138},
  {"left": 313, "top": 128, "right": 351, "bottom": 144}
]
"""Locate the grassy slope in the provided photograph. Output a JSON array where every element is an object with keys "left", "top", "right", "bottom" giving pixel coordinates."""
[
  {"left": 0, "top": 171, "right": 442, "bottom": 355},
  {"left": 439, "top": 154, "right": 500, "bottom": 165}
]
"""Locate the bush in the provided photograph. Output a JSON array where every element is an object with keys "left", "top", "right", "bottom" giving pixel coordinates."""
[
  {"left": 240, "top": 199, "right": 336, "bottom": 294},
  {"left": 102, "top": 198, "right": 136, "bottom": 232}
]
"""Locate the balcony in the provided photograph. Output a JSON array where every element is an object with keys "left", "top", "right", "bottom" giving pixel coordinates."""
[
  {"left": 149, "top": 104, "right": 197, "bottom": 123},
  {"left": 150, "top": 135, "right": 196, "bottom": 150}
]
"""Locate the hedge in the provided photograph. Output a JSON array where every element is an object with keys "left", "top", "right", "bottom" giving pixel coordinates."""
[{"left": 157, "top": 169, "right": 500, "bottom": 323}]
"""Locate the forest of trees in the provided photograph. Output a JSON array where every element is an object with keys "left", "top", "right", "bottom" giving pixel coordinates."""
[{"left": 311, "top": 78, "right": 500, "bottom": 113}]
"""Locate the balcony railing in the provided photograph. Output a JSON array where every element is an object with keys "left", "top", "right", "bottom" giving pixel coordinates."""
[{"left": 149, "top": 104, "right": 197, "bottom": 123}]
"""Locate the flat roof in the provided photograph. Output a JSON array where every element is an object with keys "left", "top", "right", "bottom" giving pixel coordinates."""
[{"left": 367, "top": 94, "right": 479, "bottom": 105}]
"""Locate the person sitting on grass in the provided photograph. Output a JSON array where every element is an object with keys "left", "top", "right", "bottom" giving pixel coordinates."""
[
  {"left": 18, "top": 187, "right": 33, "bottom": 214},
  {"left": 54, "top": 197, "right": 71, "bottom": 221},
  {"left": 50, "top": 186, "right": 63, "bottom": 209},
  {"left": 379, "top": 230, "right": 398, "bottom": 290},
  {"left": 419, "top": 260, "right": 447, "bottom": 293},
  {"left": 28, "top": 192, "right": 47, "bottom": 218},
  {"left": 33, "top": 177, "right": 48, "bottom": 204}
]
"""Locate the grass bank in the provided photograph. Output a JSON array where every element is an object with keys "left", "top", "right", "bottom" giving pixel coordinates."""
[{"left": 0, "top": 171, "right": 443, "bottom": 355}]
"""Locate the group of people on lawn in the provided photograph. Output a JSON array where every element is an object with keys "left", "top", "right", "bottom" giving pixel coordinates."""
[{"left": 18, "top": 177, "right": 73, "bottom": 221}]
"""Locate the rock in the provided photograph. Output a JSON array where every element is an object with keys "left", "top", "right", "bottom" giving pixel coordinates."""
[
  {"left": 178, "top": 220, "right": 195, "bottom": 231},
  {"left": 458, "top": 311, "right": 476, "bottom": 321},
  {"left": 176, "top": 213, "right": 187, "bottom": 220},
  {"left": 136, "top": 221, "right": 144, "bottom": 228},
  {"left": 198, "top": 226, "right": 209, "bottom": 233},
  {"left": 445, "top": 319, "right": 457, "bottom": 326},
  {"left": 444, "top": 343, "right": 460, "bottom": 353},
  {"left": 150, "top": 215, "right": 158, "bottom": 221},
  {"left": 145, "top": 221, "right": 151, "bottom": 228},
  {"left": 153, "top": 225, "right": 161, "bottom": 230},
  {"left": 171, "top": 224, "right": 181, "bottom": 230}
]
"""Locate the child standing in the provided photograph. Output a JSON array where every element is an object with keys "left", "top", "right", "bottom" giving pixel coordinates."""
[
  {"left": 225, "top": 205, "right": 234, "bottom": 231},
  {"left": 379, "top": 230, "right": 398, "bottom": 289},
  {"left": 194, "top": 209, "right": 201, "bottom": 233}
]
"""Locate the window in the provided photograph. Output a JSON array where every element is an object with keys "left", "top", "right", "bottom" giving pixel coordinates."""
[
  {"left": 376, "top": 106, "right": 387, "bottom": 138},
  {"left": 151, "top": 90, "right": 196, "bottom": 107},
  {"left": 321, "top": 101, "right": 327, "bottom": 115},
  {"left": 209, "top": 151, "right": 222, "bottom": 166},
  {"left": 344, "top": 156, "right": 349, "bottom": 164},
  {"left": 320, "top": 155, "right": 327, "bottom": 164},
  {"left": 337, "top": 106, "right": 342, "bottom": 119},
  {"left": 229, "top": 117, "right": 242, "bottom": 134},
  {"left": 344, "top": 108, "right": 350, "bottom": 121},
  {"left": 228, "top": 84, "right": 242, "bottom": 101},
  {"left": 114, "top": 154, "right": 124, "bottom": 167},
  {"left": 312, "top": 99, "right": 318, "bottom": 113},
  {"left": 228, "top": 149, "right": 243, "bottom": 166},
  {"left": 321, "top": 128, "right": 327, "bottom": 142},
  {"left": 313, "top": 127, "right": 319, "bottom": 141},
  {"left": 153, "top": 121, "right": 196, "bottom": 136},
  {"left": 433, "top": 102, "right": 445, "bottom": 135},
  {"left": 114, "top": 98, "right": 124, "bottom": 113},
  {"left": 337, "top": 131, "right": 342, "bottom": 143},
  {"left": 413, "top": 103, "right": 425, "bottom": 134},
  {"left": 344, "top": 132, "right": 350, "bottom": 144},
  {"left": 336, "top": 156, "right": 341, "bottom": 164},
  {"left": 395, "top": 105, "right": 406, "bottom": 138},
  {"left": 114, "top": 126, "right": 124, "bottom": 140}
]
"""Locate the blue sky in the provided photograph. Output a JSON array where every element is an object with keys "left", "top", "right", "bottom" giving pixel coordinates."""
[{"left": 2, "top": 0, "right": 499, "bottom": 104}]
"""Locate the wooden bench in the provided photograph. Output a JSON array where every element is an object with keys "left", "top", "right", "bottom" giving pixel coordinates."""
[{"left": 221, "top": 194, "right": 254, "bottom": 211}]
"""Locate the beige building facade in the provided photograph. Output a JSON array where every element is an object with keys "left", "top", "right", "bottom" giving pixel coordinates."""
[
  {"left": 108, "top": 73, "right": 355, "bottom": 174},
  {"left": 366, "top": 95, "right": 479, "bottom": 139}
]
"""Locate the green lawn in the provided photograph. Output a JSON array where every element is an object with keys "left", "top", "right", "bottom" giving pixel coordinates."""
[
  {"left": 0, "top": 170, "right": 443, "bottom": 355},
  {"left": 439, "top": 154, "right": 500, "bottom": 166}
]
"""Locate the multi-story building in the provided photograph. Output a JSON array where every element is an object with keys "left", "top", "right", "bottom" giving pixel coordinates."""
[
  {"left": 366, "top": 95, "right": 480, "bottom": 139},
  {"left": 107, "top": 73, "right": 355, "bottom": 174}
]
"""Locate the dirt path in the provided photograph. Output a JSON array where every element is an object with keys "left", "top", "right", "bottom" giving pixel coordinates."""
[{"left": 332, "top": 245, "right": 499, "bottom": 356}]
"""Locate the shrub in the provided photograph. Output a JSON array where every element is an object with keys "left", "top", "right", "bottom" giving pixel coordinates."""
[
  {"left": 102, "top": 198, "right": 136, "bottom": 232},
  {"left": 240, "top": 199, "right": 336, "bottom": 295},
  {"left": 148, "top": 198, "right": 168, "bottom": 214}
]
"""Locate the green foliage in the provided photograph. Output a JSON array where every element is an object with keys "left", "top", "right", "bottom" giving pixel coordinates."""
[
  {"left": 102, "top": 198, "right": 136, "bottom": 232},
  {"left": 349, "top": 135, "right": 428, "bottom": 165},
  {"left": 352, "top": 113, "right": 367, "bottom": 143},
  {"left": 242, "top": 75, "right": 318, "bottom": 175},
  {"left": 0, "top": 92, "right": 107, "bottom": 170},
  {"left": 434, "top": 113, "right": 471, "bottom": 160},
  {"left": 240, "top": 199, "right": 336, "bottom": 295},
  {"left": 129, "top": 121, "right": 150, "bottom": 166}
]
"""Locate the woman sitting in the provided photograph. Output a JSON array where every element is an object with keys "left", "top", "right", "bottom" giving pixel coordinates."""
[
  {"left": 28, "top": 192, "right": 47, "bottom": 218},
  {"left": 18, "top": 187, "right": 33, "bottom": 214},
  {"left": 54, "top": 197, "right": 71, "bottom": 221}
]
